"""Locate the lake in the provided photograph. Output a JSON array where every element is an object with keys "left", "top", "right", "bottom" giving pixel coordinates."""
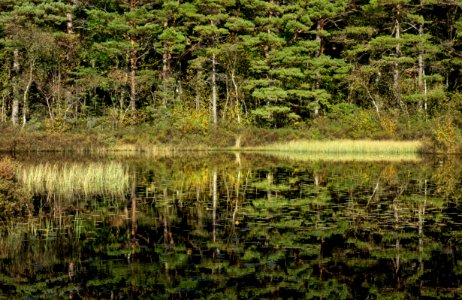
[{"left": 0, "top": 152, "right": 461, "bottom": 299}]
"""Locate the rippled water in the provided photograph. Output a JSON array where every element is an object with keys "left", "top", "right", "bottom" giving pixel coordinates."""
[{"left": 1, "top": 152, "right": 461, "bottom": 299}]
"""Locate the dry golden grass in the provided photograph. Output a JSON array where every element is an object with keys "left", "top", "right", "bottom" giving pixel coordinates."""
[
  {"left": 253, "top": 139, "right": 422, "bottom": 154},
  {"left": 18, "top": 162, "right": 130, "bottom": 197}
]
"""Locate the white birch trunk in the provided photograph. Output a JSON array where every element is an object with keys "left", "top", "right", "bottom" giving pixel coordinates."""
[
  {"left": 12, "top": 49, "right": 20, "bottom": 126},
  {"left": 212, "top": 52, "right": 218, "bottom": 125},
  {"left": 22, "top": 60, "right": 35, "bottom": 126}
]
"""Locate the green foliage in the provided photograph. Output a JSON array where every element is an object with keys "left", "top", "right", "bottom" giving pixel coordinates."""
[
  {"left": 325, "top": 105, "right": 381, "bottom": 139},
  {"left": 171, "top": 106, "right": 209, "bottom": 134},
  {"left": 0, "top": 0, "right": 461, "bottom": 151},
  {"left": 251, "top": 106, "right": 300, "bottom": 128}
]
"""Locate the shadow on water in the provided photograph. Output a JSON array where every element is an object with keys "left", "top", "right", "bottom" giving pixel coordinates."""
[{"left": 0, "top": 152, "right": 462, "bottom": 299}]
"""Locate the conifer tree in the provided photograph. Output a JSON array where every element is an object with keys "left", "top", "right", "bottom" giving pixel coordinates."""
[
  {"left": 85, "top": 0, "right": 159, "bottom": 116},
  {"left": 188, "top": 0, "right": 235, "bottom": 125},
  {"left": 0, "top": 0, "right": 76, "bottom": 126}
]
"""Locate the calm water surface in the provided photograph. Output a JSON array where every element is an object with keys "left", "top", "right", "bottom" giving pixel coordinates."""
[{"left": 1, "top": 152, "right": 461, "bottom": 299}]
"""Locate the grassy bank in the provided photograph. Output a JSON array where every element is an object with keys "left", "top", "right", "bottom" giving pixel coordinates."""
[
  {"left": 0, "top": 119, "right": 452, "bottom": 154},
  {"left": 0, "top": 125, "right": 313, "bottom": 152}
]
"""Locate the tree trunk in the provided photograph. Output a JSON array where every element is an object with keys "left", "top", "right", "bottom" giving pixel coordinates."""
[
  {"left": 394, "top": 4, "right": 406, "bottom": 113},
  {"left": 12, "top": 49, "right": 20, "bottom": 127},
  {"left": 66, "top": 0, "right": 76, "bottom": 34},
  {"left": 393, "top": 5, "right": 400, "bottom": 93},
  {"left": 162, "top": 19, "right": 171, "bottom": 81},
  {"left": 263, "top": 0, "right": 274, "bottom": 60},
  {"left": 231, "top": 71, "right": 241, "bottom": 124},
  {"left": 22, "top": 60, "right": 35, "bottom": 126},
  {"left": 129, "top": 44, "right": 137, "bottom": 112},
  {"left": 1, "top": 91, "right": 6, "bottom": 122},
  {"left": 313, "top": 18, "right": 325, "bottom": 117},
  {"left": 212, "top": 52, "right": 218, "bottom": 125},
  {"left": 67, "top": 12, "right": 74, "bottom": 34},
  {"left": 418, "top": 6, "right": 428, "bottom": 118},
  {"left": 129, "top": 0, "right": 137, "bottom": 112}
]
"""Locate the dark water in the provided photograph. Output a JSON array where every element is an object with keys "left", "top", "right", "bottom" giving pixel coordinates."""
[{"left": 1, "top": 152, "right": 462, "bottom": 299}]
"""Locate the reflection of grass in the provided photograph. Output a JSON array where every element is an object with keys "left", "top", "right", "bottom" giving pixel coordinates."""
[
  {"left": 253, "top": 140, "right": 422, "bottom": 154},
  {"left": 19, "top": 162, "right": 130, "bottom": 197},
  {"left": 259, "top": 151, "right": 420, "bottom": 162},
  {"left": 100, "top": 144, "right": 177, "bottom": 155}
]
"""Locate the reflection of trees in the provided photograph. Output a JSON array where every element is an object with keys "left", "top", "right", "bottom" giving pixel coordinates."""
[{"left": 2, "top": 154, "right": 462, "bottom": 298}]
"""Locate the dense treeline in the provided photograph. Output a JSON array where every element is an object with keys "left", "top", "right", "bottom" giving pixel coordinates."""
[{"left": 1, "top": 0, "right": 462, "bottom": 137}]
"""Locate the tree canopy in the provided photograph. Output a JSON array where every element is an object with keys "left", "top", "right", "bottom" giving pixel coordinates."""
[{"left": 1, "top": 0, "right": 462, "bottom": 130}]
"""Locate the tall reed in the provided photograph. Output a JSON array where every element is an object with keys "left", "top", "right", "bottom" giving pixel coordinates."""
[
  {"left": 18, "top": 162, "right": 130, "bottom": 198},
  {"left": 253, "top": 140, "right": 422, "bottom": 154}
]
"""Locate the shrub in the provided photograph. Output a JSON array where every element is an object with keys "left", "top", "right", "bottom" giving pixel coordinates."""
[
  {"left": 323, "top": 105, "right": 382, "bottom": 139},
  {"left": 429, "top": 115, "right": 461, "bottom": 153},
  {"left": 172, "top": 107, "right": 209, "bottom": 134},
  {"left": 0, "top": 157, "right": 16, "bottom": 180},
  {"left": 379, "top": 114, "right": 398, "bottom": 138},
  {"left": 44, "top": 114, "right": 70, "bottom": 133}
]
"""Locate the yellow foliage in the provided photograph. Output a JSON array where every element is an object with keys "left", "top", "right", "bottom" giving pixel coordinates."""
[
  {"left": 45, "top": 114, "right": 70, "bottom": 133},
  {"left": 350, "top": 110, "right": 380, "bottom": 139},
  {"left": 431, "top": 115, "right": 461, "bottom": 153},
  {"left": 172, "top": 107, "right": 209, "bottom": 134},
  {"left": 379, "top": 115, "right": 398, "bottom": 137},
  {"left": 0, "top": 157, "right": 16, "bottom": 180}
]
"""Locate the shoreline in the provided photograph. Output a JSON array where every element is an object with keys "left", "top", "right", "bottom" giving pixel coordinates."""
[{"left": 0, "top": 125, "right": 446, "bottom": 155}]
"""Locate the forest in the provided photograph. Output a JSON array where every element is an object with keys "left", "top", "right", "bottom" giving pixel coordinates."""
[{"left": 1, "top": 0, "right": 462, "bottom": 149}]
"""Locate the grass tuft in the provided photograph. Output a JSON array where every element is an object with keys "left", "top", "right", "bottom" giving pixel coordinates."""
[
  {"left": 18, "top": 162, "right": 130, "bottom": 198},
  {"left": 252, "top": 139, "right": 422, "bottom": 154}
]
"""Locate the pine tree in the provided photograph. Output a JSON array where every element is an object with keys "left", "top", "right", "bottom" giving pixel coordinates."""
[
  {"left": 84, "top": 1, "right": 159, "bottom": 116},
  {"left": 345, "top": 0, "right": 443, "bottom": 117},
  {"left": 153, "top": 1, "right": 196, "bottom": 108},
  {"left": 0, "top": 0, "right": 76, "bottom": 126},
  {"left": 188, "top": 0, "right": 235, "bottom": 125}
]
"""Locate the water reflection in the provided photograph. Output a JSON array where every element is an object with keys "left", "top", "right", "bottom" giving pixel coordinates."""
[{"left": 1, "top": 153, "right": 461, "bottom": 299}]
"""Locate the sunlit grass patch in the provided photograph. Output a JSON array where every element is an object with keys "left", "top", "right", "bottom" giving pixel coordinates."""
[
  {"left": 18, "top": 162, "right": 130, "bottom": 197},
  {"left": 253, "top": 140, "right": 422, "bottom": 154}
]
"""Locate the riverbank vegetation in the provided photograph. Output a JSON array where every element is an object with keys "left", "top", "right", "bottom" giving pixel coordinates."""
[{"left": 1, "top": 1, "right": 462, "bottom": 153}]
